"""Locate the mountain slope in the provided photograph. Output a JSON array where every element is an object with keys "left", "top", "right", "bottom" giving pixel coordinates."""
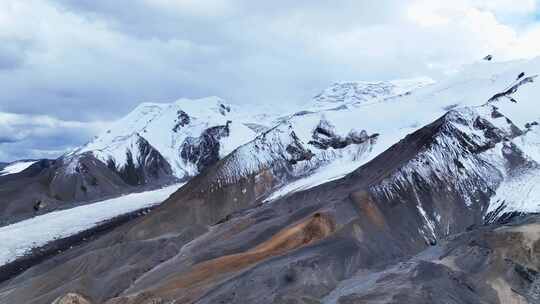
[
  {"left": 0, "top": 156, "right": 132, "bottom": 225},
  {"left": 180, "top": 58, "right": 540, "bottom": 211}
]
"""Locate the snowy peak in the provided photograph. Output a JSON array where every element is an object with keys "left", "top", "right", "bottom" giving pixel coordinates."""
[
  {"left": 313, "top": 77, "right": 434, "bottom": 106},
  {"left": 370, "top": 105, "right": 521, "bottom": 207},
  {"left": 73, "top": 96, "right": 261, "bottom": 182}
]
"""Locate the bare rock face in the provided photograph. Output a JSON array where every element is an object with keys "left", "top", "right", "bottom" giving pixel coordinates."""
[
  {"left": 52, "top": 293, "right": 92, "bottom": 304},
  {"left": 106, "top": 135, "right": 174, "bottom": 186},
  {"left": 286, "top": 131, "right": 314, "bottom": 164},
  {"left": 180, "top": 122, "right": 231, "bottom": 172},
  {"left": 172, "top": 110, "right": 191, "bottom": 133},
  {"left": 488, "top": 75, "right": 537, "bottom": 103},
  {"left": 308, "top": 118, "right": 373, "bottom": 150}
]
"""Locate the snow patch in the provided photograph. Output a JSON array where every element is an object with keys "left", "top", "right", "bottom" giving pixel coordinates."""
[
  {"left": 0, "top": 161, "right": 37, "bottom": 176},
  {"left": 487, "top": 168, "right": 540, "bottom": 216}
]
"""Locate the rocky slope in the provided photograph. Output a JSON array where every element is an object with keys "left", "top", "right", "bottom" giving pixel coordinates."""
[
  {"left": 0, "top": 156, "right": 130, "bottom": 225},
  {"left": 323, "top": 215, "right": 540, "bottom": 304}
]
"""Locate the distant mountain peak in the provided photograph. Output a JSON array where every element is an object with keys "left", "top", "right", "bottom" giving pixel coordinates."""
[
  {"left": 71, "top": 96, "right": 265, "bottom": 182},
  {"left": 313, "top": 77, "right": 434, "bottom": 106}
]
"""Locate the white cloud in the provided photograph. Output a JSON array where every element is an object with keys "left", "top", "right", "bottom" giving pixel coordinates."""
[
  {"left": 143, "top": 0, "right": 238, "bottom": 17},
  {"left": 470, "top": 0, "right": 537, "bottom": 15}
]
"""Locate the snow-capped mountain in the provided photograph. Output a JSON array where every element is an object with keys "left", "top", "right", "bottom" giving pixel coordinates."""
[
  {"left": 192, "top": 58, "right": 540, "bottom": 222},
  {"left": 59, "top": 78, "right": 432, "bottom": 191},
  {"left": 5, "top": 57, "right": 540, "bottom": 304},
  {"left": 70, "top": 78, "right": 438, "bottom": 183},
  {"left": 60, "top": 78, "right": 433, "bottom": 193},
  {"left": 71, "top": 97, "right": 262, "bottom": 182},
  {"left": 72, "top": 81, "right": 438, "bottom": 187},
  {"left": 0, "top": 80, "right": 434, "bottom": 226}
]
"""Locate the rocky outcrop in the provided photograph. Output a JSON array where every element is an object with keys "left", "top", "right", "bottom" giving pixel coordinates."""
[
  {"left": 180, "top": 122, "right": 232, "bottom": 172},
  {"left": 172, "top": 110, "right": 191, "bottom": 133},
  {"left": 52, "top": 293, "right": 92, "bottom": 304},
  {"left": 308, "top": 118, "right": 376, "bottom": 150},
  {"left": 487, "top": 74, "right": 538, "bottom": 103},
  {"left": 106, "top": 135, "right": 174, "bottom": 186},
  {"left": 327, "top": 216, "right": 540, "bottom": 304}
]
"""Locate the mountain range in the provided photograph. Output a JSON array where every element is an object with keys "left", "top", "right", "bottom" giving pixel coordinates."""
[{"left": 1, "top": 58, "right": 540, "bottom": 303}]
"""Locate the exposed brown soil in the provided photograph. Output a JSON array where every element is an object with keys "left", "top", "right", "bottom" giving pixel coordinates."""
[
  {"left": 350, "top": 190, "right": 387, "bottom": 229},
  {"left": 129, "top": 212, "right": 336, "bottom": 303}
]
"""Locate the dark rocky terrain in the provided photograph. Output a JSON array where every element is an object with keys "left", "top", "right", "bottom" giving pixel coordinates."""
[
  {"left": 0, "top": 157, "right": 125, "bottom": 225},
  {"left": 0, "top": 145, "right": 175, "bottom": 225}
]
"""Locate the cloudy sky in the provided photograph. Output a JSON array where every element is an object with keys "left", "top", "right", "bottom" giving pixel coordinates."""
[{"left": 1, "top": 0, "right": 540, "bottom": 161}]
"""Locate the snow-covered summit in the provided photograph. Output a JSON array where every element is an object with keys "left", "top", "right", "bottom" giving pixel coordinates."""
[
  {"left": 68, "top": 77, "right": 439, "bottom": 187},
  {"left": 313, "top": 77, "right": 434, "bottom": 106},
  {"left": 72, "top": 96, "right": 266, "bottom": 181}
]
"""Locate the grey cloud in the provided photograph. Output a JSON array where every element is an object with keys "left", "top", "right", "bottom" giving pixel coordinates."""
[
  {"left": 0, "top": 0, "right": 419, "bottom": 123},
  {"left": 0, "top": 136, "right": 19, "bottom": 144},
  {"left": 0, "top": 112, "right": 106, "bottom": 161}
]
